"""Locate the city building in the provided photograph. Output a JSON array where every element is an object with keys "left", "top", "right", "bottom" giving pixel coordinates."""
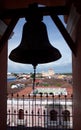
[
  {"left": 7, "top": 85, "right": 73, "bottom": 128},
  {"left": 42, "top": 69, "right": 55, "bottom": 78}
]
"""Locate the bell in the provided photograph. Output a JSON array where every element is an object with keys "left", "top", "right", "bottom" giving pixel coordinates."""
[
  {"left": 9, "top": 5, "right": 61, "bottom": 67},
  {"left": 9, "top": 20, "right": 61, "bottom": 66}
]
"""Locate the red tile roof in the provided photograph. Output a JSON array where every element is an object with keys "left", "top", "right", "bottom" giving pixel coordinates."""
[{"left": 8, "top": 85, "right": 73, "bottom": 99}]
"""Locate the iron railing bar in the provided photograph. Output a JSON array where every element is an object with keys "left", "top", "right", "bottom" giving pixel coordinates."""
[
  {"left": 65, "top": 95, "right": 67, "bottom": 129},
  {"left": 17, "top": 94, "right": 19, "bottom": 126},
  {"left": 11, "top": 93, "right": 14, "bottom": 126},
  {"left": 46, "top": 94, "right": 48, "bottom": 128},
  {"left": 34, "top": 95, "right": 36, "bottom": 127},
  {"left": 32, "top": 95, "right": 34, "bottom": 127},
  {"left": 23, "top": 95, "right": 25, "bottom": 126},
  {"left": 40, "top": 94, "right": 42, "bottom": 127},
  {"left": 28, "top": 94, "right": 30, "bottom": 128},
  {"left": 43, "top": 110, "right": 45, "bottom": 128},
  {"left": 7, "top": 93, "right": 73, "bottom": 129},
  {"left": 71, "top": 94, "right": 73, "bottom": 129},
  {"left": 58, "top": 95, "right": 61, "bottom": 127},
  {"left": 52, "top": 94, "right": 55, "bottom": 128}
]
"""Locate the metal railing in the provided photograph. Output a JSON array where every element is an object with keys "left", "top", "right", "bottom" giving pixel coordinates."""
[{"left": 7, "top": 93, "right": 73, "bottom": 130}]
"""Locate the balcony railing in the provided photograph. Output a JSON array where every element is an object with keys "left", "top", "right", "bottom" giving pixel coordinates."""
[{"left": 7, "top": 93, "right": 73, "bottom": 130}]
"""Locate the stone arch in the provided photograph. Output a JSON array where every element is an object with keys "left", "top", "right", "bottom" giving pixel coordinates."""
[
  {"left": 18, "top": 109, "right": 24, "bottom": 119},
  {"left": 62, "top": 110, "right": 70, "bottom": 121},
  {"left": 50, "top": 109, "right": 58, "bottom": 121}
]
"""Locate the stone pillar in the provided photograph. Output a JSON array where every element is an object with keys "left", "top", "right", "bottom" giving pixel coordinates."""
[
  {"left": 72, "top": 17, "right": 81, "bottom": 130},
  {"left": 0, "top": 41, "right": 7, "bottom": 130},
  {"left": 66, "top": 4, "right": 81, "bottom": 130}
]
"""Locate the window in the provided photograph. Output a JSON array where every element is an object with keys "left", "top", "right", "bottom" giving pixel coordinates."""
[
  {"left": 50, "top": 110, "right": 58, "bottom": 121},
  {"left": 49, "top": 92, "right": 53, "bottom": 95},
  {"left": 18, "top": 109, "right": 24, "bottom": 119},
  {"left": 62, "top": 110, "right": 70, "bottom": 121}
]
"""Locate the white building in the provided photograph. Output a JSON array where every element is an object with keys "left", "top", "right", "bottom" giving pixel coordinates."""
[
  {"left": 42, "top": 69, "right": 55, "bottom": 78},
  {"left": 7, "top": 86, "right": 73, "bottom": 128}
]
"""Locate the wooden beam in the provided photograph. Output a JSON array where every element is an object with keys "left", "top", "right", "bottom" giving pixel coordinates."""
[
  {"left": 0, "top": 20, "right": 7, "bottom": 36},
  {"left": 66, "top": 4, "right": 80, "bottom": 37},
  {"left": 50, "top": 14, "right": 76, "bottom": 56},
  {"left": 0, "top": 6, "right": 69, "bottom": 19},
  {"left": 0, "top": 0, "right": 65, "bottom": 9},
  {"left": 0, "top": 17, "right": 19, "bottom": 52}
]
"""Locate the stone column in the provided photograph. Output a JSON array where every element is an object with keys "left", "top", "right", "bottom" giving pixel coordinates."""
[
  {"left": 0, "top": 41, "right": 7, "bottom": 130},
  {"left": 72, "top": 17, "right": 81, "bottom": 130},
  {"left": 66, "top": 4, "right": 81, "bottom": 130}
]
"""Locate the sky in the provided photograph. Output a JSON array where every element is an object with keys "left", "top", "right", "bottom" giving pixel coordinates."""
[{"left": 8, "top": 15, "right": 72, "bottom": 74}]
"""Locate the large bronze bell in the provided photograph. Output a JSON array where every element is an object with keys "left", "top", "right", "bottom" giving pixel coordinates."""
[{"left": 9, "top": 5, "right": 61, "bottom": 67}]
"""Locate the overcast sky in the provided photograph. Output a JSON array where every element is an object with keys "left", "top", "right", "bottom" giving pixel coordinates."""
[{"left": 8, "top": 15, "right": 72, "bottom": 74}]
